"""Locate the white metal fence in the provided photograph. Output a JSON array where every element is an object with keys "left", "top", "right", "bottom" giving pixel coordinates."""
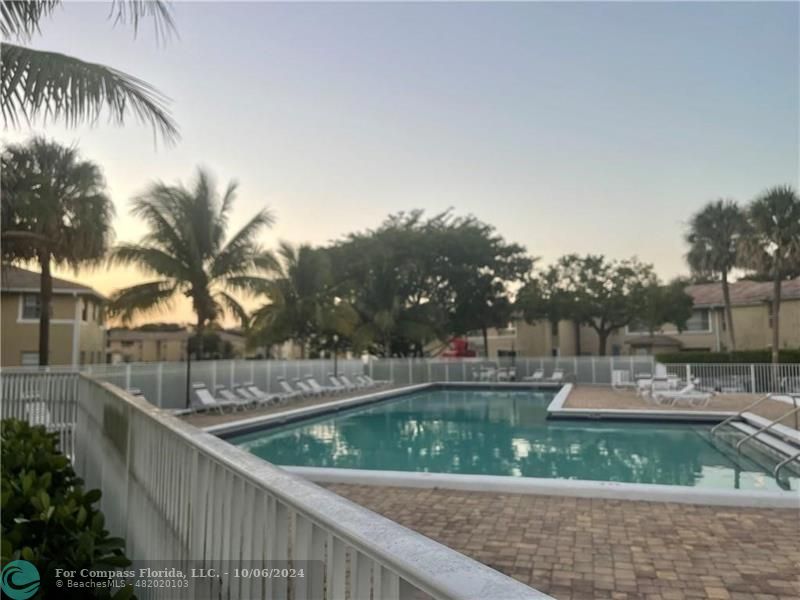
[
  {"left": 367, "top": 356, "right": 657, "bottom": 386},
  {"left": 2, "top": 359, "right": 365, "bottom": 409},
  {"left": 0, "top": 370, "right": 79, "bottom": 456},
  {"left": 663, "top": 363, "right": 800, "bottom": 394},
  {"left": 75, "top": 376, "right": 549, "bottom": 600}
]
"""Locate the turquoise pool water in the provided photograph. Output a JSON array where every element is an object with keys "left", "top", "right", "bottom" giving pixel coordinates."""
[{"left": 230, "top": 388, "right": 797, "bottom": 491}]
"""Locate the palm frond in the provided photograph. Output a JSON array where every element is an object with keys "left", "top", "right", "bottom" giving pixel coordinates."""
[
  {"left": 211, "top": 209, "right": 275, "bottom": 277},
  {"left": 109, "top": 243, "right": 187, "bottom": 279},
  {"left": 0, "top": 0, "right": 60, "bottom": 40},
  {"left": 1, "top": 42, "right": 179, "bottom": 143},
  {"left": 108, "top": 0, "right": 176, "bottom": 43},
  {"left": 215, "top": 290, "right": 249, "bottom": 326},
  {"left": 107, "top": 279, "right": 176, "bottom": 322}
]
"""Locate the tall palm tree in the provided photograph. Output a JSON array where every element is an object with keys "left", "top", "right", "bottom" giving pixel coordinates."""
[
  {"left": 108, "top": 169, "right": 275, "bottom": 344},
  {"left": 1, "top": 0, "right": 178, "bottom": 141},
  {"left": 685, "top": 199, "right": 748, "bottom": 350},
  {"left": 739, "top": 186, "right": 800, "bottom": 364},
  {"left": 1, "top": 137, "right": 114, "bottom": 365},
  {"left": 250, "top": 243, "right": 341, "bottom": 358}
]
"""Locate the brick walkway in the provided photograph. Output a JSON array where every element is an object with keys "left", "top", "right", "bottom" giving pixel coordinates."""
[{"left": 326, "top": 484, "right": 800, "bottom": 600}]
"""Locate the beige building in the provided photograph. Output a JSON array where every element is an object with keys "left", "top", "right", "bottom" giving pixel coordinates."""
[
  {"left": 107, "top": 326, "right": 256, "bottom": 363},
  {"left": 1, "top": 265, "right": 107, "bottom": 367},
  {"left": 475, "top": 278, "right": 800, "bottom": 357}
]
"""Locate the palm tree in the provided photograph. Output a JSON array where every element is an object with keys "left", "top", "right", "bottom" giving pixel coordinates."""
[
  {"left": 1, "top": 137, "right": 114, "bottom": 365},
  {"left": 250, "top": 243, "right": 343, "bottom": 358},
  {"left": 685, "top": 199, "right": 748, "bottom": 350},
  {"left": 108, "top": 169, "right": 275, "bottom": 346},
  {"left": 739, "top": 186, "right": 800, "bottom": 364},
  {"left": 1, "top": 0, "right": 178, "bottom": 141}
]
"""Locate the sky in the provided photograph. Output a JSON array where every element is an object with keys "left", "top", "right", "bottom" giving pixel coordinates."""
[{"left": 5, "top": 1, "right": 799, "bottom": 325}]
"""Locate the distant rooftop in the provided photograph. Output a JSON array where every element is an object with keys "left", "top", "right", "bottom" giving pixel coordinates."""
[
  {"left": 686, "top": 277, "right": 800, "bottom": 308},
  {"left": 0, "top": 264, "right": 105, "bottom": 300}
]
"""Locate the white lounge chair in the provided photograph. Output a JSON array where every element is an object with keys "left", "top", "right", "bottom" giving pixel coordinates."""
[
  {"left": 338, "top": 375, "right": 365, "bottom": 390},
  {"left": 355, "top": 375, "right": 377, "bottom": 388},
  {"left": 217, "top": 387, "right": 256, "bottom": 410},
  {"left": 305, "top": 376, "right": 334, "bottom": 395},
  {"left": 278, "top": 378, "right": 304, "bottom": 397},
  {"left": 653, "top": 381, "right": 713, "bottom": 407},
  {"left": 328, "top": 374, "right": 351, "bottom": 392},
  {"left": 612, "top": 370, "right": 636, "bottom": 391},
  {"left": 523, "top": 369, "right": 544, "bottom": 382},
  {"left": 192, "top": 385, "right": 239, "bottom": 414},
  {"left": 548, "top": 369, "right": 564, "bottom": 383},
  {"left": 293, "top": 378, "right": 323, "bottom": 397},
  {"left": 361, "top": 374, "right": 390, "bottom": 386}
]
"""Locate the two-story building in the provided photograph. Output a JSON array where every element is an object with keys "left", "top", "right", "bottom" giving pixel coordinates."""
[
  {"left": 1, "top": 265, "right": 107, "bottom": 366},
  {"left": 472, "top": 277, "right": 800, "bottom": 357}
]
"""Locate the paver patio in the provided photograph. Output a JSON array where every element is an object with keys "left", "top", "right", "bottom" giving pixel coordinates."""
[{"left": 326, "top": 484, "right": 800, "bottom": 600}]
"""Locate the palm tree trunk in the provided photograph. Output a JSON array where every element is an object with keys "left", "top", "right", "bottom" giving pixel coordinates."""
[
  {"left": 38, "top": 251, "right": 52, "bottom": 366},
  {"left": 195, "top": 317, "right": 205, "bottom": 360},
  {"left": 721, "top": 271, "right": 736, "bottom": 351},
  {"left": 771, "top": 273, "right": 781, "bottom": 365}
]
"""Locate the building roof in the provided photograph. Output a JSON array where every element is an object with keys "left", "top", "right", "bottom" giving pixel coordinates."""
[
  {"left": 0, "top": 264, "right": 106, "bottom": 300},
  {"left": 686, "top": 277, "right": 800, "bottom": 308},
  {"left": 625, "top": 334, "right": 682, "bottom": 348}
]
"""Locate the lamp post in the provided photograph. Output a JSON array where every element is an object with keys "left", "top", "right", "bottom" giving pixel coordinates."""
[{"left": 333, "top": 334, "right": 339, "bottom": 377}]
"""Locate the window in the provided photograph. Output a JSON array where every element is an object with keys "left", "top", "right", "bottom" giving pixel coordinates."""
[
  {"left": 21, "top": 352, "right": 39, "bottom": 366},
  {"left": 79, "top": 351, "right": 86, "bottom": 365},
  {"left": 82, "top": 300, "right": 89, "bottom": 322},
  {"left": 684, "top": 309, "right": 710, "bottom": 332},
  {"left": 21, "top": 294, "right": 41, "bottom": 319}
]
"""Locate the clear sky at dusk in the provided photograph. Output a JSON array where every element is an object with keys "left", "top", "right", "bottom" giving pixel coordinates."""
[{"left": 6, "top": 1, "right": 799, "bottom": 323}]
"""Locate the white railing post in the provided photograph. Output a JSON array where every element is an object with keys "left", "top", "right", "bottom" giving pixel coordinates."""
[
  {"left": 157, "top": 363, "right": 163, "bottom": 407},
  {"left": 230, "top": 360, "right": 235, "bottom": 388},
  {"left": 462, "top": 361, "right": 467, "bottom": 382},
  {"left": 750, "top": 364, "right": 757, "bottom": 393},
  {"left": 389, "top": 360, "right": 394, "bottom": 384},
  {"left": 686, "top": 364, "right": 691, "bottom": 383},
  {"left": 125, "top": 364, "right": 131, "bottom": 390},
  {"left": 591, "top": 356, "right": 596, "bottom": 384},
  {"left": 408, "top": 358, "right": 413, "bottom": 385},
  {"left": 212, "top": 360, "right": 218, "bottom": 392}
]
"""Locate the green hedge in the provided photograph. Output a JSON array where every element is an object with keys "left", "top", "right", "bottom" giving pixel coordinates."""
[
  {"left": 1, "top": 419, "right": 134, "bottom": 599},
  {"left": 656, "top": 349, "right": 800, "bottom": 364}
]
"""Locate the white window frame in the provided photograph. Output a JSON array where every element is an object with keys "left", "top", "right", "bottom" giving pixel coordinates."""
[
  {"left": 17, "top": 294, "right": 75, "bottom": 324},
  {"left": 625, "top": 308, "right": 713, "bottom": 335}
]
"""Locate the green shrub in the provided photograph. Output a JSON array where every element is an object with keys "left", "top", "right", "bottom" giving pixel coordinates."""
[
  {"left": 656, "top": 349, "right": 800, "bottom": 363},
  {"left": 1, "top": 419, "right": 133, "bottom": 599}
]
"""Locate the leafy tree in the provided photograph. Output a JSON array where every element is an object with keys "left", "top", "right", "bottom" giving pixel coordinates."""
[
  {"left": 520, "top": 255, "right": 656, "bottom": 355},
  {"left": 635, "top": 278, "right": 694, "bottom": 336},
  {"left": 433, "top": 215, "right": 533, "bottom": 356},
  {"left": 516, "top": 264, "right": 583, "bottom": 352},
  {"left": 685, "top": 199, "right": 748, "bottom": 350},
  {"left": 1, "top": 138, "right": 114, "bottom": 365},
  {"left": 108, "top": 168, "right": 275, "bottom": 349},
  {"left": 250, "top": 243, "right": 348, "bottom": 358},
  {"left": 738, "top": 185, "right": 800, "bottom": 364},
  {"left": 1, "top": 0, "right": 178, "bottom": 141}
]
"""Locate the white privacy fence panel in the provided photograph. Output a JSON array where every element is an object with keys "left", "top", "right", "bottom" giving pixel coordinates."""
[
  {"left": 663, "top": 363, "right": 800, "bottom": 394},
  {"left": 0, "top": 371, "right": 79, "bottom": 456},
  {"left": 74, "top": 376, "right": 549, "bottom": 600},
  {"left": 367, "top": 356, "right": 657, "bottom": 385},
  {"left": 1, "top": 359, "right": 364, "bottom": 409}
]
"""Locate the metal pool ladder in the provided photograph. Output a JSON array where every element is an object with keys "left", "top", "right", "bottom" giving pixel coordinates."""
[{"left": 711, "top": 393, "right": 800, "bottom": 480}]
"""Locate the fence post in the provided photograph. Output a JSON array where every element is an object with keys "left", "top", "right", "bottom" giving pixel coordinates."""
[
  {"left": 427, "top": 361, "right": 432, "bottom": 383},
  {"left": 157, "top": 363, "right": 163, "bottom": 407},
  {"left": 408, "top": 358, "right": 413, "bottom": 385},
  {"left": 250, "top": 361, "right": 255, "bottom": 384},
  {"left": 125, "top": 364, "right": 131, "bottom": 390},
  {"left": 591, "top": 357, "right": 596, "bottom": 384},
  {"left": 212, "top": 361, "right": 218, "bottom": 391},
  {"left": 389, "top": 360, "right": 394, "bottom": 384},
  {"left": 462, "top": 361, "right": 467, "bottom": 382},
  {"left": 230, "top": 361, "right": 235, "bottom": 387},
  {"left": 750, "top": 364, "right": 757, "bottom": 393},
  {"left": 266, "top": 361, "right": 272, "bottom": 392},
  {"left": 686, "top": 364, "right": 691, "bottom": 383}
]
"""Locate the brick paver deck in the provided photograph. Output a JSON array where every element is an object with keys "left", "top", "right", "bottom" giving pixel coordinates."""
[{"left": 326, "top": 484, "right": 800, "bottom": 600}]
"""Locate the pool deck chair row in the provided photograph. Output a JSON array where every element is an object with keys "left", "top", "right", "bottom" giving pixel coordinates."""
[{"left": 522, "top": 368, "right": 564, "bottom": 383}]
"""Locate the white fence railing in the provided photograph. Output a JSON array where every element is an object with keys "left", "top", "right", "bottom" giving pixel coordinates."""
[
  {"left": 0, "top": 371, "right": 79, "bottom": 456},
  {"left": 663, "top": 363, "right": 800, "bottom": 394},
  {"left": 2, "top": 359, "right": 365, "bottom": 409},
  {"left": 75, "top": 376, "right": 549, "bottom": 600},
  {"left": 367, "top": 356, "right": 658, "bottom": 386}
]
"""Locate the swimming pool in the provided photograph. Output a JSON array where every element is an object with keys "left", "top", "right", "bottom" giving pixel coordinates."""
[{"left": 229, "top": 387, "right": 798, "bottom": 492}]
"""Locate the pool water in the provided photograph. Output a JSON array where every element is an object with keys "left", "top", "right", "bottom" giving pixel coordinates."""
[{"left": 230, "top": 388, "right": 798, "bottom": 491}]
